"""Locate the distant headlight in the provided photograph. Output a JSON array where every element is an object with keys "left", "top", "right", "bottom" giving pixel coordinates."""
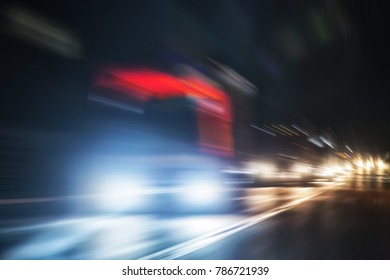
[
  {"left": 315, "top": 165, "right": 345, "bottom": 177},
  {"left": 246, "top": 161, "right": 277, "bottom": 178},
  {"left": 377, "top": 159, "right": 386, "bottom": 170},
  {"left": 291, "top": 163, "right": 312, "bottom": 174},
  {"left": 257, "top": 162, "right": 277, "bottom": 177}
]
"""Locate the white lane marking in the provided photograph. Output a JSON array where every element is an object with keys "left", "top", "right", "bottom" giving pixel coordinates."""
[{"left": 139, "top": 191, "right": 327, "bottom": 260}]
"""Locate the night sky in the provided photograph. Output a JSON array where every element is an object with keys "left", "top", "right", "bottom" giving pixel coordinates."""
[{"left": 1, "top": 0, "right": 389, "bottom": 152}]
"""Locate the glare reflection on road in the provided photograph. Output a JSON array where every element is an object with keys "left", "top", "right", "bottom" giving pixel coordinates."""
[
  {"left": 1, "top": 183, "right": 344, "bottom": 260},
  {"left": 2, "top": 214, "right": 242, "bottom": 259}
]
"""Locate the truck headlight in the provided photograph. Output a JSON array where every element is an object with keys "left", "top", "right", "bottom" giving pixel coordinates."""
[
  {"left": 176, "top": 172, "right": 226, "bottom": 208},
  {"left": 90, "top": 174, "right": 149, "bottom": 213}
]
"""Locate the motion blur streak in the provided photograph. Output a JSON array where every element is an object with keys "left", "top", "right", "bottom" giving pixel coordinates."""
[
  {"left": 139, "top": 186, "right": 328, "bottom": 260},
  {"left": 1, "top": 0, "right": 390, "bottom": 260},
  {"left": 5, "top": 6, "right": 81, "bottom": 58}
]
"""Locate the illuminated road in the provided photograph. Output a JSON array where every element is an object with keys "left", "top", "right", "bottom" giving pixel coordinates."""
[{"left": 1, "top": 176, "right": 390, "bottom": 259}]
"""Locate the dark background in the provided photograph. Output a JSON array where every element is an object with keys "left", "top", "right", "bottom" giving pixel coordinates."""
[{"left": 0, "top": 0, "right": 389, "bottom": 153}]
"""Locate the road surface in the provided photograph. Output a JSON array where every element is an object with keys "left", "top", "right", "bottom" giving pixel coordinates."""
[{"left": 1, "top": 175, "right": 390, "bottom": 259}]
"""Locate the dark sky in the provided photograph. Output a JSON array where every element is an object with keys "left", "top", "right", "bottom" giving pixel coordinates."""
[
  {"left": 339, "top": 0, "right": 389, "bottom": 152},
  {"left": 1, "top": 0, "right": 389, "bottom": 152}
]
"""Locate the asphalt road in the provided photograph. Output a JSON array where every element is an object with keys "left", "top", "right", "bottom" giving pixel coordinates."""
[{"left": 1, "top": 175, "right": 390, "bottom": 259}]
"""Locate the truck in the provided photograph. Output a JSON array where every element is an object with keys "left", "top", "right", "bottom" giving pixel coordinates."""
[{"left": 70, "top": 66, "right": 248, "bottom": 214}]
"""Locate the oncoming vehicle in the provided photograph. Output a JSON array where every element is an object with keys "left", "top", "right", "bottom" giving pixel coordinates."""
[{"left": 71, "top": 67, "right": 246, "bottom": 214}]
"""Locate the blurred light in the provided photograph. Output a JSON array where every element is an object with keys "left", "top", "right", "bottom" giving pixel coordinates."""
[
  {"left": 356, "top": 159, "right": 365, "bottom": 168},
  {"left": 315, "top": 163, "right": 348, "bottom": 177},
  {"left": 6, "top": 7, "right": 81, "bottom": 58},
  {"left": 292, "top": 124, "right": 309, "bottom": 136},
  {"left": 177, "top": 172, "right": 226, "bottom": 209},
  {"left": 291, "top": 163, "right": 312, "bottom": 174},
  {"left": 354, "top": 156, "right": 386, "bottom": 174},
  {"left": 344, "top": 163, "right": 353, "bottom": 172},
  {"left": 280, "top": 125, "right": 299, "bottom": 136},
  {"left": 316, "top": 166, "right": 334, "bottom": 177},
  {"left": 265, "top": 125, "right": 285, "bottom": 136},
  {"left": 258, "top": 163, "right": 277, "bottom": 176},
  {"left": 272, "top": 124, "right": 293, "bottom": 136},
  {"left": 180, "top": 182, "right": 223, "bottom": 206},
  {"left": 278, "top": 153, "right": 298, "bottom": 160},
  {"left": 208, "top": 58, "right": 258, "bottom": 95},
  {"left": 222, "top": 169, "right": 254, "bottom": 175},
  {"left": 346, "top": 145, "right": 353, "bottom": 153},
  {"left": 90, "top": 174, "right": 149, "bottom": 213},
  {"left": 333, "top": 165, "right": 344, "bottom": 174},
  {"left": 377, "top": 159, "right": 385, "bottom": 170},
  {"left": 247, "top": 162, "right": 277, "bottom": 178},
  {"left": 365, "top": 160, "right": 372, "bottom": 171},
  {"left": 343, "top": 152, "right": 351, "bottom": 159},
  {"left": 319, "top": 136, "right": 334, "bottom": 148},
  {"left": 170, "top": 216, "right": 240, "bottom": 241},
  {"left": 251, "top": 125, "right": 276, "bottom": 136},
  {"left": 308, "top": 137, "right": 324, "bottom": 148},
  {"left": 277, "top": 173, "right": 301, "bottom": 179},
  {"left": 88, "top": 94, "right": 144, "bottom": 114}
]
